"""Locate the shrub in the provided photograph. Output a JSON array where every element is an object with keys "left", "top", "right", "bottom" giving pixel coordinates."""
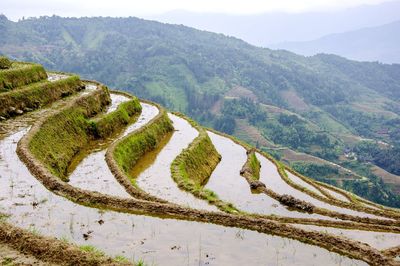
[{"left": 0, "top": 56, "right": 12, "bottom": 69}]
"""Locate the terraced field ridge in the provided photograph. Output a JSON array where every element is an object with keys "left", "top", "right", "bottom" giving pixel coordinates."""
[{"left": 0, "top": 57, "right": 399, "bottom": 266}]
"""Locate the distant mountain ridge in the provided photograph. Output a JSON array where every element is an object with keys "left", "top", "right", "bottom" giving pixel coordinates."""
[
  {"left": 273, "top": 20, "right": 400, "bottom": 64},
  {"left": 151, "top": 0, "right": 400, "bottom": 46}
]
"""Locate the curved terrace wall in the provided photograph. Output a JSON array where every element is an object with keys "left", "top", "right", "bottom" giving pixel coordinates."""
[
  {"left": 28, "top": 84, "right": 142, "bottom": 180},
  {"left": 0, "top": 220, "right": 129, "bottom": 266},
  {"left": 15, "top": 87, "right": 398, "bottom": 266},
  {"left": 0, "top": 75, "right": 84, "bottom": 118},
  {"left": 0, "top": 63, "right": 47, "bottom": 91},
  {"left": 106, "top": 100, "right": 173, "bottom": 202}
]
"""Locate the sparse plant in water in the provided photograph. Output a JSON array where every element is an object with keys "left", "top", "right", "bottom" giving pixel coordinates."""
[
  {"left": 59, "top": 236, "right": 70, "bottom": 244},
  {"left": 28, "top": 226, "right": 40, "bottom": 236},
  {"left": 114, "top": 255, "right": 129, "bottom": 263},
  {"left": 135, "top": 259, "right": 146, "bottom": 266}
]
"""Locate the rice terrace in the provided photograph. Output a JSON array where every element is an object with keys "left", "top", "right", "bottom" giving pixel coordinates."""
[
  {"left": 2, "top": 6, "right": 400, "bottom": 266},
  {"left": 0, "top": 54, "right": 399, "bottom": 266}
]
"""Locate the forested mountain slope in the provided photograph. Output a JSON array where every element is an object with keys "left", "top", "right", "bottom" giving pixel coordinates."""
[{"left": 1, "top": 15, "right": 399, "bottom": 206}]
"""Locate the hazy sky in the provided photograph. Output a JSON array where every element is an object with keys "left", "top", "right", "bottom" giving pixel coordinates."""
[{"left": 1, "top": 0, "right": 392, "bottom": 21}]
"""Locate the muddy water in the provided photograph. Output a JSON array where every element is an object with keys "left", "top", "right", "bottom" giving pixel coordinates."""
[
  {"left": 286, "top": 172, "right": 327, "bottom": 198},
  {"left": 68, "top": 149, "right": 131, "bottom": 198},
  {"left": 135, "top": 114, "right": 218, "bottom": 211},
  {"left": 122, "top": 104, "right": 159, "bottom": 138},
  {"left": 319, "top": 186, "right": 351, "bottom": 203},
  {"left": 69, "top": 96, "right": 158, "bottom": 198},
  {"left": 0, "top": 129, "right": 367, "bottom": 266},
  {"left": 47, "top": 73, "right": 69, "bottom": 82},
  {"left": 257, "top": 154, "right": 388, "bottom": 220},
  {"left": 205, "top": 132, "right": 337, "bottom": 220},
  {"left": 105, "top": 94, "right": 129, "bottom": 114},
  {"left": 293, "top": 224, "right": 400, "bottom": 250}
]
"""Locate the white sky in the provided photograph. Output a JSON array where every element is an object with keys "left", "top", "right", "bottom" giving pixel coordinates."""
[{"left": 0, "top": 0, "right": 391, "bottom": 21}]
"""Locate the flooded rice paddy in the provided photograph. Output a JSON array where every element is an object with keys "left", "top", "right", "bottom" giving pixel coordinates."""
[
  {"left": 0, "top": 126, "right": 367, "bottom": 265},
  {"left": 68, "top": 93, "right": 158, "bottom": 198},
  {"left": 135, "top": 114, "right": 218, "bottom": 211},
  {"left": 105, "top": 94, "right": 130, "bottom": 114},
  {"left": 204, "top": 132, "right": 336, "bottom": 220},
  {"left": 293, "top": 224, "right": 400, "bottom": 250},
  {"left": 257, "top": 153, "right": 388, "bottom": 220},
  {"left": 286, "top": 171, "right": 327, "bottom": 198},
  {"left": 319, "top": 186, "right": 351, "bottom": 203},
  {"left": 0, "top": 85, "right": 387, "bottom": 265},
  {"left": 47, "top": 73, "right": 69, "bottom": 82},
  {"left": 0, "top": 88, "right": 374, "bottom": 265}
]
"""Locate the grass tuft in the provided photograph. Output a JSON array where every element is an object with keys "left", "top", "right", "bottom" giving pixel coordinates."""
[{"left": 79, "top": 245, "right": 105, "bottom": 258}]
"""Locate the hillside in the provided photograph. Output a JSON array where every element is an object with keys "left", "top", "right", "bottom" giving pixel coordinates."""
[
  {"left": 0, "top": 57, "right": 400, "bottom": 265},
  {"left": 0, "top": 15, "right": 400, "bottom": 207},
  {"left": 273, "top": 20, "right": 400, "bottom": 64}
]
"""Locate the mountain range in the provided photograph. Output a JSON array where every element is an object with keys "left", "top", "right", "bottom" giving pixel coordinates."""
[
  {"left": 273, "top": 20, "right": 400, "bottom": 64},
  {"left": 151, "top": 1, "right": 400, "bottom": 45}
]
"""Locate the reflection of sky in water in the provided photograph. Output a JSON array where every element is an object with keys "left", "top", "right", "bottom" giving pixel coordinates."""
[
  {"left": 294, "top": 224, "right": 400, "bottom": 250},
  {"left": 205, "top": 132, "right": 337, "bottom": 220}
]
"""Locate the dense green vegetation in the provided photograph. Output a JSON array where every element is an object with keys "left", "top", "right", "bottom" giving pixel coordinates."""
[
  {"left": 340, "top": 161, "right": 400, "bottom": 207},
  {"left": 220, "top": 98, "right": 340, "bottom": 160},
  {"left": 0, "top": 56, "right": 11, "bottom": 69},
  {"left": 291, "top": 162, "right": 339, "bottom": 183},
  {"left": 291, "top": 160, "right": 400, "bottom": 207},
  {"left": 353, "top": 141, "right": 400, "bottom": 176},
  {"left": 1, "top": 15, "right": 399, "bottom": 206},
  {"left": 171, "top": 116, "right": 221, "bottom": 186}
]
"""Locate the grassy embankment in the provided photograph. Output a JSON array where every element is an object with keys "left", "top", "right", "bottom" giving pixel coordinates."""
[
  {"left": 240, "top": 149, "right": 265, "bottom": 192},
  {"left": 0, "top": 62, "right": 47, "bottom": 92},
  {"left": 0, "top": 220, "right": 132, "bottom": 266},
  {"left": 170, "top": 114, "right": 240, "bottom": 213},
  {"left": 112, "top": 104, "right": 173, "bottom": 185},
  {"left": 0, "top": 75, "right": 84, "bottom": 118},
  {"left": 29, "top": 85, "right": 142, "bottom": 181}
]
